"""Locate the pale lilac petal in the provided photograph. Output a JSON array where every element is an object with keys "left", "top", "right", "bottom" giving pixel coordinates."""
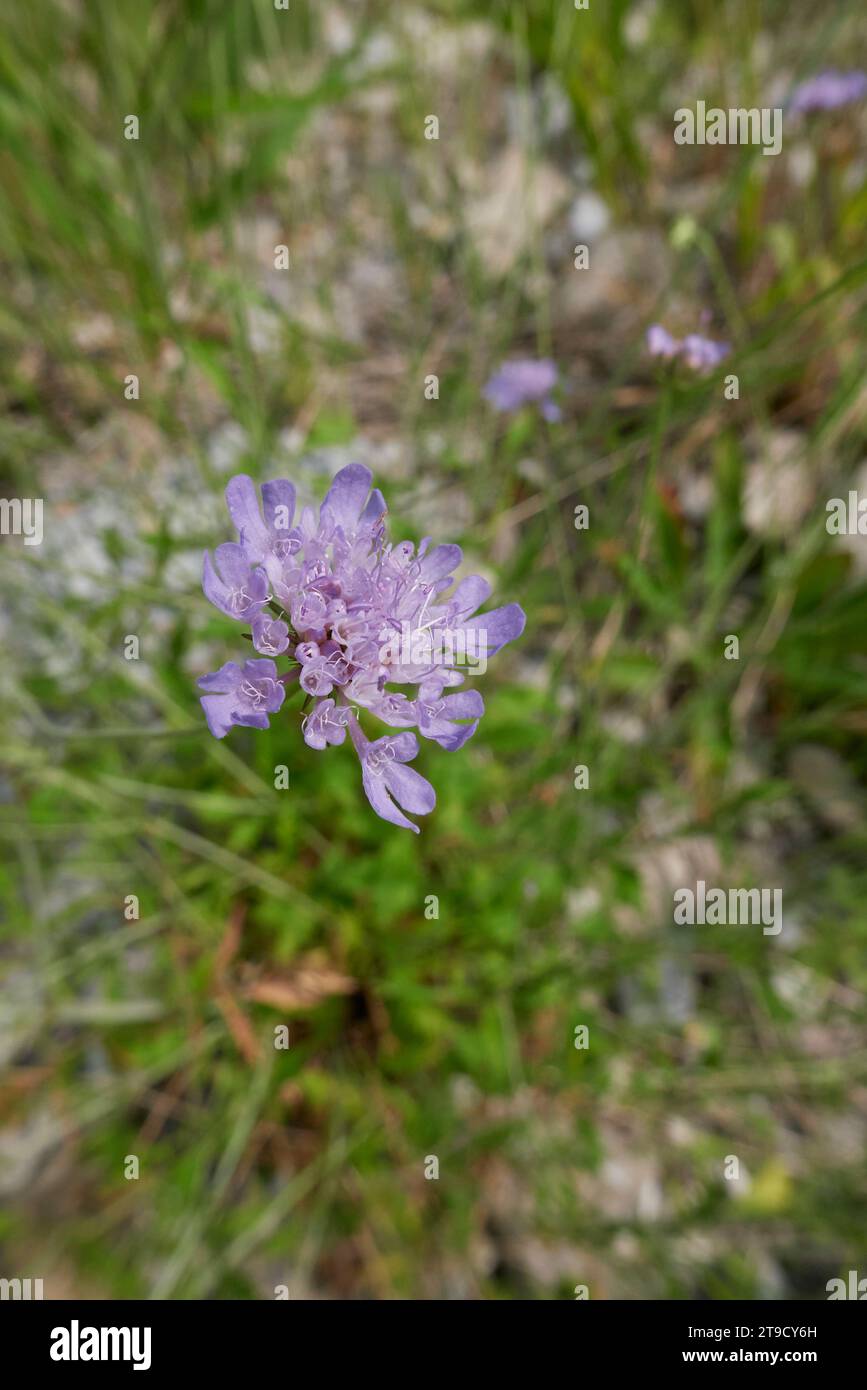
[
  {"left": 262, "top": 479, "right": 296, "bottom": 534},
  {"left": 225, "top": 476, "right": 270, "bottom": 559},
  {"left": 231, "top": 708, "right": 271, "bottom": 731},
  {"left": 418, "top": 690, "right": 484, "bottom": 749},
  {"left": 244, "top": 658, "right": 283, "bottom": 683},
  {"left": 197, "top": 661, "right": 243, "bottom": 693},
  {"left": 449, "top": 575, "right": 492, "bottom": 621},
  {"left": 459, "top": 603, "right": 526, "bottom": 655},
  {"left": 320, "top": 464, "right": 374, "bottom": 532},
  {"left": 418, "top": 544, "right": 462, "bottom": 582},
  {"left": 385, "top": 761, "right": 436, "bottom": 815},
  {"left": 436, "top": 719, "right": 479, "bottom": 751},
  {"left": 360, "top": 488, "right": 387, "bottom": 529},
  {"left": 200, "top": 693, "right": 239, "bottom": 739},
  {"left": 203, "top": 551, "right": 252, "bottom": 619},
  {"left": 214, "top": 542, "right": 256, "bottom": 588},
  {"left": 361, "top": 765, "right": 420, "bottom": 832},
  {"left": 386, "top": 731, "right": 419, "bottom": 763},
  {"left": 202, "top": 551, "right": 227, "bottom": 611},
  {"left": 442, "top": 690, "right": 484, "bottom": 720}
]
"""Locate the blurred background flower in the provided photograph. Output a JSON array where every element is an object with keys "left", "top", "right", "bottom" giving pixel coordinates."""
[
  {"left": 789, "top": 69, "right": 867, "bottom": 113},
  {"left": 483, "top": 358, "right": 561, "bottom": 421},
  {"left": 647, "top": 325, "right": 730, "bottom": 373}
]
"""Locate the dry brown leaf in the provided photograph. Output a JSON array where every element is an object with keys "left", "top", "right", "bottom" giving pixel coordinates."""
[{"left": 242, "top": 966, "right": 356, "bottom": 1012}]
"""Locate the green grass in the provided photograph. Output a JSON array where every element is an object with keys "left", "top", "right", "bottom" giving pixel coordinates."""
[{"left": 1, "top": 0, "right": 866, "bottom": 1299}]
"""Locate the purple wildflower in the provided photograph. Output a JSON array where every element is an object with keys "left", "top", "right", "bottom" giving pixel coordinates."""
[
  {"left": 348, "top": 721, "right": 436, "bottom": 835},
  {"left": 203, "top": 544, "right": 269, "bottom": 620},
  {"left": 483, "top": 359, "right": 561, "bottom": 422},
  {"left": 251, "top": 613, "right": 290, "bottom": 656},
  {"left": 680, "top": 334, "right": 731, "bottom": 372},
  {"left": 646, "top": 324, "right": 730, "bottom": 375},
  {"left": 197, "top": 658, "right": 286, "bottom": 739},
  {"left": 199, "top": 464, "right": 526, "bottom": 832},
  {"left": 789, "top": 70, "right": 867, "bottom": 114},
  {"left": 302, "top": 697, "right": 351, "bottom": 751},
  {"left": 646, "top": 324, "right": 681, "bottom": 360}
]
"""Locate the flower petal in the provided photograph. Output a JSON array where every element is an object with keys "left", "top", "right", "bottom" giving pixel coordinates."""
[
  {"left": 225, "top": 476, "right": 270, "bottom": 560},
  {"left": 244, "top": 657, "right": 282, "bottom": 683},
  {"left": 320, "top": 463, "right": 374, "bottom": 532},
  {"left": 360, "top": 764, "right": 421, "bottom": 832},
  {"left": 230, "top": 707, "right": 272, "bottom": 731},
  {"left": 418, "top": 689, "right": 484, "bottom": 749},
  {"left": 417, "top": 544, "right": 462, "bottom": 582},
  {"left": 197, "top": 661, "right": 243, "bottom": 694},
  {"left": 386, "top": 731, "right": 419, "bottom": 763},
  {"left": 385, "top": 760, "right": 436, "bottom": 815},
  {"left": 458, "top": 603, "right": 526, "bottom": 656},
  {"left": 449, "top": 575, "right": 492, "bottom": 621},
  {"left": 360, "top": 488, "right": 387, "bottom": 531},
  {"left": 200, "top": 693, "right": 238, "bottom": 738},
  {"left": 214, "top": 541, "right": 256, "bottom": 588},
  {"left": 262, "top": 479, "right": 296, "bottom": 535}
]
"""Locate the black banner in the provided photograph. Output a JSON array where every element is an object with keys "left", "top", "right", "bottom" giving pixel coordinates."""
[{"left": 3, "top": 1298, "right": 863, "bottom": 1374}]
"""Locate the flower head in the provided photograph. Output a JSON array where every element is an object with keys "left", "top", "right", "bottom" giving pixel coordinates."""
[
  {"left": 199, "top": 465, "right": 526, "bottom": 831},
  {"left": 790, "top": 69, "right": 867, "bottom": 114},
  {"left": 483, "top": 359, "right": 561, "bottom": 421}
]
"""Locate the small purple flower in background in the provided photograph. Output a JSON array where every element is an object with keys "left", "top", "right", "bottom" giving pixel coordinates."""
[
  {"left": 646, "top": 324, "right": 681, "bottom": 360},
  {"left": 646, "top": 324, "right": 730, "bottom": 375},
  {"left": 199, "top": 464, "right": 526, "bottom": 832},
  {"left": 680, "top": 334, "right": 730, "bottom": 372},
  {"left": 789, "top": 70, "right": 867, "bottom": 114},
  {"left": 483, "top": 358, "right": 561, "bottom": 421}
]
